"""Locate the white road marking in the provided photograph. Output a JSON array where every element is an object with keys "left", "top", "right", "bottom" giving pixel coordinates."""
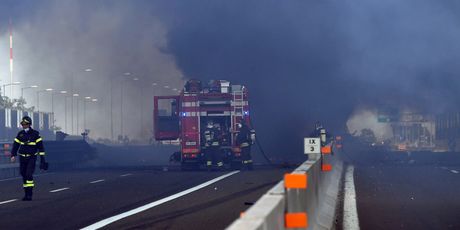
[
  {"left": 0, "top": 199, "right": 18, "bottom": 205},
  {"left": 120, "top": 173, "right": 132, "bottom": 177},
  {"left": 82, "top": 170, "right": 240, "bottom": 230},
  {"left": 50, "top": 187, "right": 70, "bottom": 193},
  {"left": 90, "top": 179, "right": 105, "bottom": 184},
  {"left": 451, "top": 170, "right": 459, "bottom": 174},
  {"left": 344, "top": 165, "right": 360, "bottom": 230}
]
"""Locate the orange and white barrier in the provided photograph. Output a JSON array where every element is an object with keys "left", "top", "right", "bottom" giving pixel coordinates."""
[{"left": 227, "top": 147, "right": 343, "bottom": 230}]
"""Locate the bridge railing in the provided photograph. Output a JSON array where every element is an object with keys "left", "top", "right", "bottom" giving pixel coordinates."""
[
  {"left": 0, "top": 142, "right": 20, "bottom": 179},
  {"left": 227, "top": 149, "right": 343, "bottom": 230}
]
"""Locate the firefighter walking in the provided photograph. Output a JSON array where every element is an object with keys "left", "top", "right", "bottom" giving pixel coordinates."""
[
  {"left": 204, "top": 121, "right": 224, "bottom": 170},
  {"left": 10, "top": 116, "right": 48, "bottom": 201},
  {"left": 236, "top": 121, "right": 256, "bottom": 170}
]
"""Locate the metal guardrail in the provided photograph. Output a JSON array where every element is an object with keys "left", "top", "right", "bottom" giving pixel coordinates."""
[
  {"left": 227, "top": 152, "right": 343, "bottom": 230},
  {"left": 0, "top": 141, "right": 21, "bottom": 179}
]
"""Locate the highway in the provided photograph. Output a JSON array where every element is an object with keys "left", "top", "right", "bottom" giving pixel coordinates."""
[
  {"left": 343, "top": 148, "right": 460, "bottom": 230},
  {"left": 0, "top": 165, "right": 291, "bottom": 230}
]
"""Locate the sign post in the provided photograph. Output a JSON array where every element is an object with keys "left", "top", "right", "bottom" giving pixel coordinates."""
[{"left": 304, "top": 137, "right": 321, "bottom": 160}]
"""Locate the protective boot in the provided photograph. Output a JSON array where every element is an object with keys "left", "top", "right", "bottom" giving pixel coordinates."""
[{"left": 22, "top": 187, "right": 32, "bottom": 201}]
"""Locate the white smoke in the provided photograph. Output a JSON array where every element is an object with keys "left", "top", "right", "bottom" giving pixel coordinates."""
[
  {"left": 0, "top": 1, "right": 185, "bottom": 141},
  {"left": 346, "top": 108, "right": 393, "bottom": 141}
]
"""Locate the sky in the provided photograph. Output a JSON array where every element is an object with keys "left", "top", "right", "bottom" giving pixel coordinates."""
[{"left": 0, "top": 0, "right": 459, "bottom": 156}]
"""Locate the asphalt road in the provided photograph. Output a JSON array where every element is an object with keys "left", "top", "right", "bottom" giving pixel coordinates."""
[
  {"left": 0, "top": 166, "right": 291, "bottom": 230},
  {"left": 345, "top": 149, "right": 460, "bottom": 230}
]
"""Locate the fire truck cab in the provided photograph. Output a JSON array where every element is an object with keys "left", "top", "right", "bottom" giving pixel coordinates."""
[{"left": 154, "top": 79, "right": 251, "bottom": 170}]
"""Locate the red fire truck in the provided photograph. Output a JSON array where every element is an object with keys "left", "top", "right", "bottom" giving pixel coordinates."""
[{"left": 154, "top": 79, "right": 251, "bottom": 170}]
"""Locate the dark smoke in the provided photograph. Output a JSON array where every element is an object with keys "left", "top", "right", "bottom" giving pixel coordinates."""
[
  {"left": 156, "top": 0, "right": 460, "bottom": 156},
  {"left": 2, "top": 1, "right": 460, "bottom": 159}
]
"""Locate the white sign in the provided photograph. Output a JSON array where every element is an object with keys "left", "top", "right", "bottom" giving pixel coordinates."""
[{"left": 304, "top": 138, "right": 321, "bottom": 154}]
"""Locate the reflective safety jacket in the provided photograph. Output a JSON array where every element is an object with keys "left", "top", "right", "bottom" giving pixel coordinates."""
[
  {"left": 11, "top": 128, "right": 45, "bottom": 157},
  {"left": 204, "top": 127, "right": 222, "bottom": 147},
  {"left": 237, "top": 125, "right": 256, "bottom": 147}
]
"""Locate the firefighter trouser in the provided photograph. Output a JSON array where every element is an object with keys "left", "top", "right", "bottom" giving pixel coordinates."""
[
  {"left": 206, "top": 146, "right": 223, "bottom": 168},
  {"left": 20, "top": 155, "right": 36, "bottom": 197},
  {"left": 241, "top": 145, "right": 253, "bottom": 169}
]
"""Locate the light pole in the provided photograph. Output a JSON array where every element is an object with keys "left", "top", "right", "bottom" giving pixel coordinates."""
[
  {"left": 2, "top": 81, "right": 21, "bottom": 97},
  {"left": 83, "top": 96, "right": 91, "bottom": 132},
  {"left": 83, "top": 97, "right": 97, "bottom": 132},
  {"left": 51, "top": 90, "right": 67, "bottom": 131},
  {"left": 21, "top": 85, "right": 38, "bottom": 99},
  {"left": 71, "top": 93, "right": 79, "bottom": 135},
  {"left": 110, "top": 78, "right": 114, "bottom": 141},
  {"left": 36, "top": 88, "right": 53, "bottom": 112},
  {"left": 120, "top": 72, "right": 133, "bottom": 139}
]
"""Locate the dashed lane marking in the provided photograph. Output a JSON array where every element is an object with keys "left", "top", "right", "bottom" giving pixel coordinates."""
[
  {"left": 90, "top": 179, "right": 105, "bottom": 184},
  {"left": 120, "top": 173, "right": 132, "bottom": 177},
  {"left": 82, "top": 170, "right": 240, "bottom": 230},
  {"left": 344, "top": 165, "right": 360, "bottom": 230},
  {"left": 451, "top": 170, "right": 459, "bottom": 174},
  {"left": 50, "top": 187, "right": 70, "bottom": 193},
  {"left": 0, "top": 199, "right": 18, "bottom": 205}
]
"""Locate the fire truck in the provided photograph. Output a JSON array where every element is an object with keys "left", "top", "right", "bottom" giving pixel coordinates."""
[{"left": 154, "top": 79, "right": 251, "bottom": 170}]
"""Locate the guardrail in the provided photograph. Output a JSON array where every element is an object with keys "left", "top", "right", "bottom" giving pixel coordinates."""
[
  {"left": 227, "top": 150, "right": 343, "bottom": 230},
  {"left": 0, "top": 142, "right": 21, "bottom": 179}
]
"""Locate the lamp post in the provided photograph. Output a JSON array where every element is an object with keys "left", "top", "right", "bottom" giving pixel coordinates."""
[
  {"left": 21, "top": 85, "right": 38, "bottom": 99},
  {"left": 36, "top": 88, "right": 53, "bottom": 112},
  {"left": 83, "top": 96, "right": 91, "bottom": 132},
  {"left": 51, "top": 90, "right": 67, "bottom": 130},
  {"left": 120, "top": 72, "right": 134, "bottom": 139},
  {"left": 71, "top": 93, "right": 79, "bottom": 135},
  {"left": 83, "top": 97, "right": 97, "bottom": 132},
  {"left": 2, "top": 81, "right": 21, "bottom": 97}
]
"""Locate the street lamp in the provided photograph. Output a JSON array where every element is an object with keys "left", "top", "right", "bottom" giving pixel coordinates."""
[
  {"left": 21, "top": 85, "right": 38, "bottom": 99},
  {"left": 36, "top": 88, "right": 53, "bottom": 112},
  {"left": 71, "top": 93, "right": 79, "bottom": 135},
  {"left": 2, "top": 81, "right": 21, "bottom": 97},
  {"left": 83, "top": 96, "right": 97, "bottom": 132},
  {"left": 51, "top": 90, "right": 67, "bottom": 131},
  {"left": 120, "top": 73, "right": 137, "bottom": 139}
]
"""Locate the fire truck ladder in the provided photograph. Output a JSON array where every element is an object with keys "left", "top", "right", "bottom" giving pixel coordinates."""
[{"left": 233, "top": 90, "right": 244, "bottom": 116}]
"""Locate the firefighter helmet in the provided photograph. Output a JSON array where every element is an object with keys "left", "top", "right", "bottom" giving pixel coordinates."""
[
  {"left": 207, "top": 120, "right": 214, "bottom": 129},
  {"left": 21, "top": 116, "right": 32, "bottom": 125}
]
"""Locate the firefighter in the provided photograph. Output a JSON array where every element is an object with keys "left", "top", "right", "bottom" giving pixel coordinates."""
[
  {"left": 236, "top": 121, "right": 256, "bottom": 170},
  {"left": 10, "top": 116, "right": 48, "bottom": 201},
  {"left": 204, "top": 121, "right": 224, "bottom": 170}
]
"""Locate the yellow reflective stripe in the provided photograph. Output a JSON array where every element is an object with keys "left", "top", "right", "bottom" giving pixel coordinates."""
[
  {"left": 15, "top": 138, "right": 25, "bottom": 145},
  {"left": 36, "top": 138, "right": 43, "bottom": 143},
  {"left": 27, "top": 142, "right": 36, "bottom": 145},
  {"left": 19, "top": 154, "right": 32, "bottom": 157},
  {"left": 23, "top": 180, "right": 34, "bottom": 187},
  {"left": 206, "top": 161, "right": 212, "bottom": 166},
  {"left": 39, "top": 152, "right": 45, "bottom": 156}
]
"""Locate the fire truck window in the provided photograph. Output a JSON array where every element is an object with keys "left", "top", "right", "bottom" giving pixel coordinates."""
[{"left": 158, "top": 99, "right": 178, "bottom": 117}]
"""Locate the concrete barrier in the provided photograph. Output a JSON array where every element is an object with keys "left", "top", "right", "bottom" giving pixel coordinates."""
[{"left": 227, "top": 152, "right": 343, "bottom": 230}]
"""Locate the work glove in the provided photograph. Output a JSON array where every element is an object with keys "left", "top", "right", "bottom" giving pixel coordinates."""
[{"left": 40, "top": 161, "right": 49, "bottom": 171}]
